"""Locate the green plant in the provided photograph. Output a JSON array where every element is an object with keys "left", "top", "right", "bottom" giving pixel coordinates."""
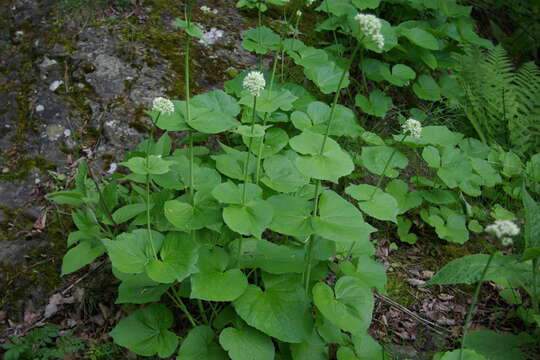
[
  {"left": 2, "top": 326, "right": 84, "bottom": 360},
  {"left": 46, "top": 0, "right": 540, "bottom": 358},
  {"left": 454, "top": 45, "right": 540, "bottom": 158},
  {"left": 427, "top": 186, "right": 540, "bottom": 359}
]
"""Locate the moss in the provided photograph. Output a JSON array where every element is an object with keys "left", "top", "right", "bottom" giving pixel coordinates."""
[{"left": 0, "top": 156, "right": 56, "bottom": 182}]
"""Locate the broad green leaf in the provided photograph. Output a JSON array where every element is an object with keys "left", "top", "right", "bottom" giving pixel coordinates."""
[
  {"left": 351, "top": 0, "right": 381, "bottom": 9},
  {"left": 397, "top": 216, "right": 418, "bottom": 244},
  {"left": 61, "top": 240, "right": 105, "bottom": 275},
  {"left": 412, "top": 74, "right": 441, "bottom": 101},
  {"left": 188, "top": 90, "right": 241, "bottom": 134},
  {"left": 420, "top": 207, "right": 469, "bottom": 244},
  {"left": 422, "top": 126, "right": 463, "bottom": 147},
  {"left": 261, "top": 153, "right": 310, "bottom": 193},
  {"left": 240, "top": 89, "right": 298, "bottom": 113},
  {"left": 164, "top": 193, "right": 221, "bottom": 231},
  {"left": 352, "top": 333, "right": 390, "bottom": 359},
  {"left": 148, "top": 100, "right": 190, "bottom": 131},
  {"left": 427, "top": 253, "right": 530, "bottom": 286},
  {"left": 345, "top": 184, "right": 399, "bottom": 223},
  {"left": 267, "top": 195, "right": 313, "bottom": 237},
  {"left": 121, "top": 156, "right": 172, "bottom": 175},
  {"left": 359, "top": 146, "right": 408, "bottom": 177},
  {"left": 234, "top": 124, "right": 269, "bottom": 138},
  {"left": 290, "top": 131, "right": 354, "bottom": 183},
  {"left": 316, "top": 0, "right": 356, "bottom": 16},
  {"left": 463, "top": 330, "right": 526, "bottom": 360},
  {"left": 233, "top": 273, "right": 313, "bottom": 343},
  {"left": 341, "top": 257, "right": 387, "bottom": 292},
  {"left": 112, "top": 203, "right": 149, "bottom": 224},
  {"left": 312, "top": 190, "right": 376, "bottom": 243},
  {"left": 177, "top": 326, "right": 227, "bottom": 360},
  {"left": 402, "top": 27, "right": 439, "bottom": 50},
  {"left": 304, "top": 60, "right": 350, "bottom": 94},
  {"left": 522, "top": 186, "right": 540, "bottom": 260},
  {"left": 291, "top": 101, "right": 362, "bottom": 138},
  {"left": 242, "top": 26, "right": 281, "bottom": 54},
  {"left": 290, "top": 330, "right": 327, "bottom": 360},
  {"left": 173, "top": 18, "right": 203, "bottom": 39},
  {"left": 420, "top": 189, "right": 457, "bottom": 204},
  {"left": 232, "top": 238, "right": 305, "bottom": 274},
  {"left": 422, "top": 146, "right": 441, "bottom": 168},
  {"left": 385, "top": 179, "right": 422, "bottom": 214},
  {"left": 110, "top": 304, "right": 178, "bottom": 358},
  {"left": 102, "top": 230, "right": 164, "bottom": 274},
  {"left": 438, "top": 349, "right": 486, "bottom": 360},
  {"left": 116, "top": 272, "right": 170, "bottom": 304},
  {"left": 337, "top": 347, "right": 358, "bottom": 360},
  {"left": 146, "top": 232, "right": 199, "bottom": 283},
  {"left": 212, "top": 181, "right": 262, "bottom": 205},
  {"left": 213, "top": 146, "right": 256, "bottom": 181},
  {"left": 243, "top": 127, "right": 289, "bottom": 158},
  {"left": 219, "top": 327, "right": 275, "bottom": 360},
  {"left": 223, "top": 199, "right": 274, "bottom": 238},
  {"left": 313, "top": 276, "right": 374, "bottom": 334},
  {"left": 355, "top": 90, "right": 393, "bottom": 118},
  {"left": 191, "top": 248, "right": 248, "bottom": 301},
  {"left": 381, "top": 64, "right": 416, "bottom": 86}
]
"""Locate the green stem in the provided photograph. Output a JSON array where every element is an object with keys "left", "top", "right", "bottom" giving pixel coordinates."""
[
  {"left": 255, "top": 53, "right": 280, "bottom": 184},
  {"left": 459, "top": 251, "right": 496, "bottom": 360},
  {"left": 532, "top": 259, "right": 539, "bottom": 314},
  {"left": 368, "top": 133, "right": 407, "bottom": 200},
  {"left": 302, "top": 42, "right": 362, "bottom": 293},
  {"left": 197, "top": 299, "right": 209, "bottom": 324},
  {"left": 168, "top": 290, "right": 197, "bottom": 327},
  {"left": 145, "top": 118, "right": 157, "bottom": 259},
  {"left": 242, "top": 96, "right": 258, "bottom": 204}
]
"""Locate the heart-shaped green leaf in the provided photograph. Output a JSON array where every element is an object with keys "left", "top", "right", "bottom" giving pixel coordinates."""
[{"left": 219, "top": 327, "right": 275, "bottom": 360}]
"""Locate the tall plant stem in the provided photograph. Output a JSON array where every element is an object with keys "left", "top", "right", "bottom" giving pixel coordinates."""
[
  {"left": 302, "top": 41, "right": 362, "bottom": 293},
  {"left": 255, "top": 53, "right": 280, "bottom": 184},
  {"left": 168, "top": 290, "right": 197, "bottom": 327},
  {"left": 368, "top": 133, "right": 407, "bottom": 200},
  {"left": 533, "top": 259, "right": 539, "bottom": 314},
  {"left": 184, "top": 0, "right": 194, "bottom": 199},
  {"left": 459, "top": 251, "right": 495, "bottom": 360},
  {"left": 242, "top": 96, "right": 258, "bottom": 204},
  {"left": 144, "top": 114, "right": 159, "bottom": 259}
]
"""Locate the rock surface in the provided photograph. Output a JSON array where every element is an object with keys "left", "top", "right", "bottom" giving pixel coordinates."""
[{"left": 0, "top": 0, "right": 257, "bottom": 322}]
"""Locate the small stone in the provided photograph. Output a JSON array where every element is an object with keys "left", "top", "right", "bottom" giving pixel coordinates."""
[
  {"left": 36, "top": 104, "right": 45, "bottom": 112},
  {"left": 15, "top": 30, "right": 24, "bottom": 37},
  {"left": 64, "top": 129, "right": 71, "bottom": 137},
  {"left": 49, "top": 80, "right": 63, "bottom": 91},
  {"left": 40, "top": 56, "right": 57, "bottom": 69},
  {"left": 107, "top": 162, "right": 118, "bottom": 174},
  {"left": 35, "top": 178, "right": 41, "bottom": 184},
  {"left": 2, "top": 167, "right": 9, "bottom": 173}
]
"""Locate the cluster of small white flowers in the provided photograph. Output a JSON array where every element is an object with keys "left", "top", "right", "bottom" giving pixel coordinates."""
[
  {"left": 152, "top": 97, "right": 175, "bottom": 115},
  {"left": 355, "top": 13, "right": 385, "bottom": 50},
  {"left": 402, "top": 118, "right": 422, "bottom": 138},
  {"left": 296, "top": 10, "right": 302, "bottom": 17},
  {"left": 243, "top": 71, "right": 266, "bottom": 97},
  {"left": 306, "top": 0, "right": 316, "bottom": 6},
  {"left": 200, "top": 5, "right": 218, "bottom": 14},
  {"left": 485, "top": 220, "right": 520, "bottom": 246}
]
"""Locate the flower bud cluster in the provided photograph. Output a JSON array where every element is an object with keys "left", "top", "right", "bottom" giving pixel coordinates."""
[
  {"left": 354, "top": 13, "right": 385, "bottom": 50},
  {"left": 402, "top": 118, "right": 422, "bottom": 138},
  {"left": 152, "top": 97, "right": 175, "bottom": 115},
  {"left": 243, "top": 71, "right": 266, "bottom": 97},
  {"left": 485, "top": 220, "right": 520, "bottom": 246}
]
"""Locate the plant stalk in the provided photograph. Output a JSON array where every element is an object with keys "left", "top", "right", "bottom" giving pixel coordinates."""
[
  {"left": 242, "top": 96, "right": 258, "bottom": 204},
  {"left": 533, "top": 259, "right": 539, "bottom": 314},
  {"left": 459, "top": 251, "right": 495, "bottom": 360},
  {"left": 302, "top": 41, "right": 362, "bottom": 293},
  {"left": 368, "top": 133, "right": 407, "bottom": 200}
]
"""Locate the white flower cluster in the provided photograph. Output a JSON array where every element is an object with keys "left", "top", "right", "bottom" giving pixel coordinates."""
[
  {"left": 243, "top": 71, "right": 266, "bottom": 97},
  {"left": 306, "top": 0, "right": 316, "bottom": 6},
  {"left": 485, "top": 220, "right": 520, "bottom": 246},
  {"left": 355, "top": 13, "right": 385, "bottom": 50},
  {"left": 402, "top": 118, "right": 422, "bottom": 138},
  {"left": 200, "top": 6, "right": 218, "bottom": 14},
  {"left": 296, "top": 10, "right": 302, "bottom": 17},
  {"left": 152, "top": 97, "right": 175, "bottom": 115}
]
